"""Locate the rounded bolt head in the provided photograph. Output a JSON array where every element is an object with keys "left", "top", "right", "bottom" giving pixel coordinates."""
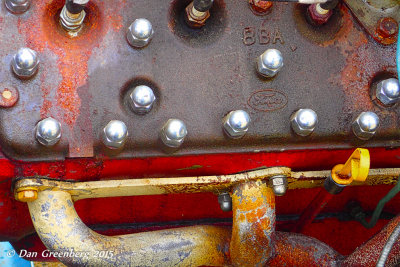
[
  {"left": 256, "top": 49, "right": 283, "bottom": 78},
  {"left": 352, "top": 112, "right": 379, "bottom": 140},
  {"left": 160, "top": 119, "right": 187, "bottom": 148},
  {"left": 290, "top": 109, "right": 318, "bottom": 136},
  {"left": 35, "top": 117, "right": 62, "bottom": 146},
  {"left": 127, "top": 18, "right": 154, "bottom": 48},
  {"left": 102, "top": 120, "right": 128, "bottom": 149},
  {"left": 269, "top": 175, "right": 288, "bottom": 196},
  {"left": 223, "top": 110, "right": 250, "bottom": 139},
  {"left": 12, "top": 48, "right": 39, "bottom": 79},
  {"left": 129, "top": 85, "right": 156, "bottom": 114},
  {"left": 376, "top": 78, "right": 400, "bottom": 106},
  {"left": 218, "top": 193, "right": 232, "bottom": 212},
  {"left": 5, "top": 0, "right": 30, "bottom": 14}
]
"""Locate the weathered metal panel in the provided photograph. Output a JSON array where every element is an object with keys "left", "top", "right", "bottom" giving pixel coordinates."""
[{"left": 0, "top": 1, "right": 397, "bottom": 161}]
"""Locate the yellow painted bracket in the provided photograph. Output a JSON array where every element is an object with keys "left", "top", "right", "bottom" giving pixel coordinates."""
[{"left": 331, "top": 148, "right": 370, "bottom": 185}]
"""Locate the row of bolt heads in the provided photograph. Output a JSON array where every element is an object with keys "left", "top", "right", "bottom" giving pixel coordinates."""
[{"left": 12, "top": 47, "right": 399, "bottom": 149}]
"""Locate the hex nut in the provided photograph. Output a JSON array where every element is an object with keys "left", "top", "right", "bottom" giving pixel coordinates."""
[
  {"left": 60, "top": 5, "right": 86, "bottom": 32},
  {"left": 160, "top": 119, "right": 187, "bottom": 148},
  {"left": 307, "top": 3, "right": 332, "bottom": 25},
  {"left": 185, "top": 2, "right": 210, "bottom": 28},
  {"left": 35, "top": 118, "right": 62, "bottom": 146},
  {"left": 102, "top": 120, "right": 128, "bottom": 149},
  {"left": 377, "top": 17, "right": 399, "bottom": 39},
  {"left": 269, "top": 175, "right": 288, "bottom": 196},
  {"left": 218, "top": 192, "right": 232, "bottom": 212},
  {"left": 223, "top": 110, "right": 250, "bottom": 139},
  {"left": 11, "top": 48, "right": 39, "bottom": 79},
  {"left": 249, "top": 0, "right": 273, "bottom": 15},
  {"left": 5, "top": 0, "right": 30, "bottom": 14},
  {"left": 127, "top": 19, "right": 154, "bottom": 48},
  {"left": 290, "top": 109, "right": 318, "bottom": 137},
  {"left": 352, "top": 112, "right": 379, "bottom": 140},
  {"left": 375, "top": 78, "right": 400, "bottom": 106},
  {"left": 129, "top": 85, "right": 156, "bottom": 114},
  {"left": 256, "top": 49, "right": 283, "bottom": 78}
]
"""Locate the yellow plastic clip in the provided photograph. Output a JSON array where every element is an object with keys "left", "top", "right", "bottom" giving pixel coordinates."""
[{"left": 331, "top": 148, "right": 370, "bottom": 186}]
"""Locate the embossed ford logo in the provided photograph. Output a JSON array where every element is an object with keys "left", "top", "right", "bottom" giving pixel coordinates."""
[{"left": 248, "top": 89, "right": 288, "bottom": 112}]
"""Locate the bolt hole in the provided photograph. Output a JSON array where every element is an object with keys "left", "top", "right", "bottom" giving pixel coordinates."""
[
  {"left": 293, "top": 3, "right": 343, "bottom": 45},
  {"left": 168, "top": 0, "right": 227, "bottom": 47},
  {"left": 42, "top": 0, "right": 103, "bottom": 42}
]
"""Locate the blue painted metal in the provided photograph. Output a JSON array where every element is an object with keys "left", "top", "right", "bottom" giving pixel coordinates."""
[{"left": 0, "top": 242, "right": 31, "bottom": 267}]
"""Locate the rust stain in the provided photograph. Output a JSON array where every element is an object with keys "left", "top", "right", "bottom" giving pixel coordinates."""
[{"left": 17, "top": 0, "right": 124, "bottom": 126}]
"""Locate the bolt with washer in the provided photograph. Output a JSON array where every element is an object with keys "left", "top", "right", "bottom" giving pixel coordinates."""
[
  {"left": 5, "top": 0, "right": 30, "bottom": 14},
  {"left": 218, "top": 192, "right": 232, "bottom": 212},
  {"left": 185, "top": 0, "right": 213, "bottom": 28},
  {"left": 102, "top": 120, "right": 128, "bottom": 149},
  {"left": 223, "top": 110, "right": 250, "bottom": 139},
  {"left": 307, "top": 3, "right": 333, "bottom": 26},
  {"left": 129, "top": 85, "right": 156, "bottom": 114},
  {"left": 60, "top": 0, "right": 89, "bottom": 32},
  {"left": 269, "top": 175, "right": 288, "bottom": 196},
  {"left": 160, "top": 119, "right": 187, "bottom": 148},
  {"left": 375, "top": 78, "right": 400, "bottom": 106},
  {"left": 127, "top": 18, "right": 154, "bottom": 48},
  {"left": 11, "top": 48, "right": 39, "bottom": 79},
  {"left": 35, "top": 117, "right": 62, "bottom": 146},
  {"left": 352, "top": 112, "right": 379, "bottom": 140},
  {"left": 290, "top": 109, "right": 318, "bottom": 136},
  {"left": 256, "top": 49, "right": 283, "bottom": 78}
]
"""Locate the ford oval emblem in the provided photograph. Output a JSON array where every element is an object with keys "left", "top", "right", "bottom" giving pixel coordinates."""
[{"left": 248, "top": 89, "right": 288, "bottom": 112}]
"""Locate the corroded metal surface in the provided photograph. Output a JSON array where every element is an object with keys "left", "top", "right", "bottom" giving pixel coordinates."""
[
  {"left": 268, "top": 232, "right": 343, "bottom": 266},
  {"left": 342, "top": 215, "right": 400, "bottom": 266},
  {"left": 0, "top": 1, "right": 398, "bottom": 161},
  {"left": 230, "top": 180, "right": 275, "bottom": 266}
]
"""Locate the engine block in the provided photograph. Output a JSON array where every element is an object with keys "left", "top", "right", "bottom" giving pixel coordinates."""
[{"left": 0, "top": 0, "right": 397, "bottom": 161}]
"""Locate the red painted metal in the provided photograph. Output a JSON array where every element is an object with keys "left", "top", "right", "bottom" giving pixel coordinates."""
[{"left": 292, "top": 188, "right": 334, "bottom": 233}]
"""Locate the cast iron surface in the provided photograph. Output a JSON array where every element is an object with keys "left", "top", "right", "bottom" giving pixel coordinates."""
[{"left": 0, "top": 0, "right": 398, "bottom": 161}]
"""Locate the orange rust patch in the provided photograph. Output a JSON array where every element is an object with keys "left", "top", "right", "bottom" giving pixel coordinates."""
[
  {"left": 18, "top": 0, "right": 124, "bottom": 125},
  {"left": 231, "top": 181, "right": 275, "bottom": 266}
]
